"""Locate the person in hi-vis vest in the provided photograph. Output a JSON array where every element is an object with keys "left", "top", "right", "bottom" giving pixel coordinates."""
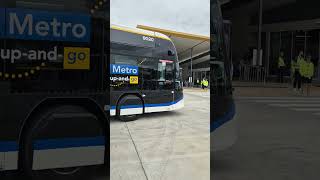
[
  {"left": 278, "top": 51, "right": 286, "bottom": 83},
  {"left": 201, "top": 78, "right": 209, "bottom": 90},
  {"left": 300, "top": 55, "right": 314, "bottom": 95}
]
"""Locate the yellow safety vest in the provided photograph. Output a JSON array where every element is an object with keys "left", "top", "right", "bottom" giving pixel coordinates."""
[
  {"left": 297, "top": 57, "right": 306, "bottom": 76},
  {"left": 301, "top": 62, "right": 314, "bottom": 79},
  {"left": 203, "top": 80, "right": 209, "bottom": 87},
  {"left": 278, "top": 57, "right": 285, "bottom": 68}
]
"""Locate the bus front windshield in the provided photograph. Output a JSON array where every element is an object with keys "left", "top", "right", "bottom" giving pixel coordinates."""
[{"left": 139, "top": 57, "right": 175, "bottom": 90}]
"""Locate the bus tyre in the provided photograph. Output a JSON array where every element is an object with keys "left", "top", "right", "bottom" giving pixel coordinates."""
[
  {"left": 119, "top": 114, "right": 138, "bottom": 122},
  {"left": 117, "top": 95, "right": 142, "bottom": 122},
  {"left": 20, "top": 106, "right": 101, "bottom": 180}
]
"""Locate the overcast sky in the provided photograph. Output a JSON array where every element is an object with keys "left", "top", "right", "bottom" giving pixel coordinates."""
[{"left": 111, "top": 0, "right": 210, "bottom": 36}]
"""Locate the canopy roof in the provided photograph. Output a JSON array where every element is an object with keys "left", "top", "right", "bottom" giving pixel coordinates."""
[{"left": 137, "top": 25, "right": 210, "bottom": 64}]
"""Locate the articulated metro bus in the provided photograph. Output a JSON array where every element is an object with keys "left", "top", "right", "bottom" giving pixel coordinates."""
[
  {"left": 211, "top": 0, "right": 237, "bottom": 151},
  {"left": 110, "top": 25, "right": 184, "bottom": 121}
]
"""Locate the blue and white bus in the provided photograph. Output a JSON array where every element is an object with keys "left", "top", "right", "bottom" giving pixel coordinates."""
[
  {"left": 110, "top": 25, "right": 184, "bottom": 121},
  {"left": 211, "top": 0, "right": 237, "bottom": 151}
]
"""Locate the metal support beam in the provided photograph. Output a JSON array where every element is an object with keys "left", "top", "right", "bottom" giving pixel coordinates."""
[
  {"left": 280, "top": 31, "right": 282, "bottom": 54},
  {"left": 190, "top": 48, "right": 193, "bottom": 87},
  {"left": 257, "top": 0, "right": 263, "bottom": 67},
  {"left": 318, "top": 32, "right": 320, "bottom": 81},
  {"left": 265, "top": 31, "right": 270, "bottom": 81},
  {"left": 304, "top": 31, "right": 307, "bottom": 56},
  {"left": 291, "top": 32, "right": 294, "bottom": 62}
]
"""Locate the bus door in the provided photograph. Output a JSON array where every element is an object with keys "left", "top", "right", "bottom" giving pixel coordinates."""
[{"left": 159, "top": 59, "right": 175, "bottom": 104}]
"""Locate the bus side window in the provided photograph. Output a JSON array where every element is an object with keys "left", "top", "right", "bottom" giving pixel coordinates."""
[
  {"left": 113, "top": 54, "right": 137, "bottom": 66},
  {"left": 140, "top": 58, "right": 158, "bottom": 90}
]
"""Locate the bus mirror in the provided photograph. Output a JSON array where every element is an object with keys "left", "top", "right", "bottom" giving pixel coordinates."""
[{"left": 168, "top": 50, "right": 175, "bottom": 56}]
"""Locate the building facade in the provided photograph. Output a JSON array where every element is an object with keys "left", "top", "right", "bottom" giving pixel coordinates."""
[{"left": 223, "top": 0, "right": 320, "bottom": 82}]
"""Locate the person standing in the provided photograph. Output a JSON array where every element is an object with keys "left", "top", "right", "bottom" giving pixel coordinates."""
[
  {"left": 201, "top": 79, "right": 205, "bottom": 89},
  {"left": 204, "top": 79, "right": 209, "bottom": 89},
  {"left": 204, "top": 79, "right": 209, "bottom": 88},
  {"left": 301, "top": 55, "right": 314, "bottom": 95},
  {"left": 201, "top": 78, "right": 208, "bottom": 90},
  {"left": 292, "top": 51, "right": 305, "bottom": 93},
  {"left": 278, "top": 51, "right": 286, "bottom": 83}
]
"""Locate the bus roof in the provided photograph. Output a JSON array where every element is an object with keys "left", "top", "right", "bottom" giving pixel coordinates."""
[{"left": 111, "top": 24, "right": 172, "bottom": 42}]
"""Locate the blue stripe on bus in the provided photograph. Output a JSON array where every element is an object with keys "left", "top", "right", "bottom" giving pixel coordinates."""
[
  {"left": 0, "top": 136, "right": 105, "bottom": 152},
  {"left": 211, "top": 103, "right": 236, "bottom": 132},
  {"left": 0, "top": 141, "right": 18, "bottom": 152},
  {"left": 111, "top": 98, "right": 183, "bottom": 110}
]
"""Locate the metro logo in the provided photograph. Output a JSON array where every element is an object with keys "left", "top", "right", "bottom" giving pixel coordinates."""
[
  {"left": 110, "top": 64, "right": 139, "bottom": 75},
  {"left": 0, "top": 8, "right": 90, "bottom": 42}
]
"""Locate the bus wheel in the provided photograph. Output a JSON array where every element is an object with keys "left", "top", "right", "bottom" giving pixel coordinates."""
[
  {"left": 119, "top": 114, "right": 138, "bottom": 122},
  {"left": 117, "top": 95, "right": 143, "bottom": 122},
  {"left": 20, "top": 105, "right": 104, "bottom": 180}
]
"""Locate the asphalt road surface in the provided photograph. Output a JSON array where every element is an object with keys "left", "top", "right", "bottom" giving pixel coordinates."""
[{"left": 213, "top": 96, "right": 320, "bottom": 180}]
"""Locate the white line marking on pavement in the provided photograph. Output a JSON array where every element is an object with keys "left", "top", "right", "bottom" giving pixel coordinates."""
[
  {"left": 252, "top": 100, "right": 320, "bottom": 103},
  {"left": 269, "top": 104, "right": 320, "bottom": 107},
  {"left": 290, "top": 108, "right": 320, "bottom": 112},
  {"left": 237, "top": 96, "right": 320, "bottom": 114},
  {"left": 237, "top": 97, "right": 320, "bottom": 100}
]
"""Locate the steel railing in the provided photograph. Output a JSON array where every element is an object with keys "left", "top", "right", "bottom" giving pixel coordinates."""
[{"left": 239, "top": 64, "right": 266, "bottom": 82}]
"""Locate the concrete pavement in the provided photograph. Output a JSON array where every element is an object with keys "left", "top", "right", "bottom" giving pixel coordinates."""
[
  {"left": 234, "top": 86, "right": 320, "bottom": 97},
  {"left": 233, "top": 81, "right": 320, "bottom": 97},
  {"left": 111, "top": 90, "right": 210, "bottom": 180},
  {"left": 212, "top": 96, "right": 320, "bottom": 180}
]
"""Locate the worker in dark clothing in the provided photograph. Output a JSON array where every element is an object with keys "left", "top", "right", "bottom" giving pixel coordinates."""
[
  {"left": 278, "top": 51, "right": 286, "bottom": 83},
  {"left": 292, "top": 51, "right": 305, "bottom": 93}
]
